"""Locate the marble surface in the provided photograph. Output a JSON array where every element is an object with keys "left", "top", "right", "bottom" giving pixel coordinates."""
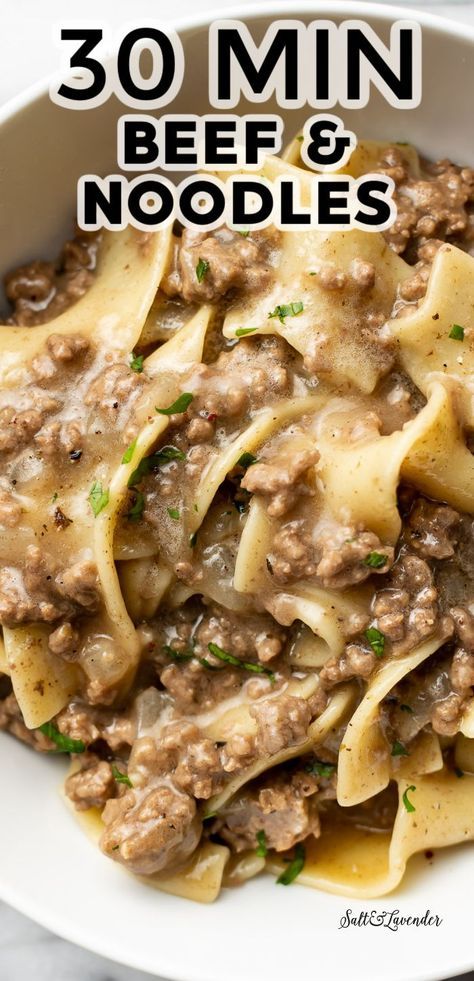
[{"left": 2, "top": 1, "right": 474, "bottom": 979}]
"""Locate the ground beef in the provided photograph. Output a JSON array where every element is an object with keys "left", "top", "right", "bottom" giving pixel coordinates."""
[
  {"left": 48, "top": 622, "right": 80, "bottom": 659},
  {"left": 404, "top": 498, "right": 460, "bottom": 559},
  {"left": 4, "top": 229, "right": 99, "bottom": 326},
  {"left": 0, "top": 395, "right": 60, "bottom": 455},
  {"left": 216, "top": 769, "right": 321, "bottom": 853},
  {"left": 0, "top": 547, "right": 99, "bottom": 627},
  {"left": 268, "top": 521, "right": 393, "bottom": 587},
  {"left": 0, "top": 692, "right": 54, "bottom": 750},
  {"left": 100, "top": 735, "right": 202, "bottom": 875},
  {"left": 241, "top": 441, "right": 319, "bottom": 517},
  {"left": 373, "top": 146, "right": 474, "bottom": 260},
  {"left": 46, "top": 332, "right": 90, "bottom": 363},
  {"left": 371, "top": 553, "right": 449, "bottom": 657},
  {"left": 152, "top": 600, "right": 288, "bottom": 713},
  {"left": 34, "top": 418, "right": 84, "bottom": 458},
  {"left": 56, "top": 699, "right": 135, "bottom": 751},
  {"left": 155, "top": 721, "right": 225, "bottom": 799},
  {"left": 84, "top": 362, "right": 146, "bottom": 420},
  {"left": 65, "top": 753, "right": 115, "bottom": 810},
  {"left": 249, "top": 693, "right": 311, "bottom": 756},
  {"left": 321, "top": 552, "right": 452, "bottom": 688},
  {"left": 184, "top": 335, "right": 290, "bottom": 425},
  {"left": 319, "top": 643, "right": 377, "bottom": 687},
  {"left": 162, "top": 226, "right": 279, "bottom": 303},
  {"left": 0, "top": 489, "right": 22, "bottom": 527}
]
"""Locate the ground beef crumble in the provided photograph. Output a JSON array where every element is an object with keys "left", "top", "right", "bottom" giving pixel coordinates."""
[{"left": 4, "top": 228, "right": 99, "bottom": 326}]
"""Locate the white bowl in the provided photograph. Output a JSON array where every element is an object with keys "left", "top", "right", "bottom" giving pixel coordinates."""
[{"left": 1, "top": 4, "right": 474, "bottom": 980}]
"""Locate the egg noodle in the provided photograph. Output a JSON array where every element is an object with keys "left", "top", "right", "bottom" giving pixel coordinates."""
[{"left": 1, "top": 137, "right": 474, "bottom": 902}]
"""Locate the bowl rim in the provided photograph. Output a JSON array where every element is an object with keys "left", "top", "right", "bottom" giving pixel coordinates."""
[
  {"left": 1, "top": 0, "right": 474, "bottom": 127},
  {"left": 2, "top": 2, "right": 474, "bottom": 979}
]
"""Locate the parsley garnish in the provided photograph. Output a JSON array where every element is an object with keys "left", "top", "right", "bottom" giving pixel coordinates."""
[
  {"left": 256, "top": 830, "right": 268, "bottom": 857},
  {"left": 112, "top": 765, "right": 133, "bottom": 788},
  {"left": 196, "top": 258, "right": 209, "bottom": 283},
  {"left": 189, "top": 530, "right": 198, "bottom": 548},
  {"left": 88, "top": 480, "right": 109, "bottom": 517},
  {"left": 39, "top": 721, "right": 85, "bottom": 754},
  {"left": 128, "top": 446, "right": 185, "bottom": 487},
  {"left": 391, "top": 740, "right": 409, "bottom": 757},
  {"left": 365, "top": 626, "right": 385, "bottom": 658},
  {"left": 167, "top": 507, "right": 180, "bottom": 520},
  {"left": 400, "top": 703, "right": 413, "bottom": 714},
  {"left": 402, "top": 785, "right": 416, "bottom": 813},
  {"left": 364, "top": 552, "right": 388, "bottom": 569},
  {"left": 163, "top": 644, "right": 194, "bottom": 662},
  {"left": 235, "top": 327, "right": 257, "bottom": 337},
  {"left": 238, "top": 230, "right": 250, "bottom": 238},
  {"left": 296, "top": 135, "right": 304, "bottom": 142},
  {"left": 156, "top": 393, "right": 194, "bottom": 416},
  {"left": 51, "top": 492, "right": 58, "bottom": 503},
  {"left": 130, "top": 352, "right": 144, "bottom": 373},
  {"left": 449, "top": 324, "right": 464, "bottom": 341},
  {"left": 276, "top": 843, "right": 305, "bottom": 885},
  {"left": 122, "top": 438, "right": 137, "bottom": 465},
  {"left": 127, "top": 491, "right": 144, "bottom": 522},
  {"left": 237, "top": 451, "right": 257, "bottom": 469},
  {"left": 268, "top": 302, "right": 304, "bottom": 325},
  {"left": 205, "top": 642, "right": 275, "bottom": 681},
  {"left": 305, "top": 759, "right": 336, "bottom": 778}
]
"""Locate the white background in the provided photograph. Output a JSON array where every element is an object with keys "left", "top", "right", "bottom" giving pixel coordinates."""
[{"left": 1, "top": 1, "right": 474, "bottom": 980}]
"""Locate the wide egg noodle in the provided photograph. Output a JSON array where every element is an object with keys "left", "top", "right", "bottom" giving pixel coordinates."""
[
  {"left": 203, "top": 683, "right": 356, "bottom": 818},
  {"left": 222, "top": 155, "right": 412, "bottom": 394},
  {"left": 391, "top": 244, "right": 474, "bottom": 426},
  {"left": 1, "top": 227, "right": 174, "bottom": 725},
  {"left": 337, "top": 632, "right": 449, "bottom": 808},
  {"left": 267, "top": 770, "right": 474, "bottom": 898}
]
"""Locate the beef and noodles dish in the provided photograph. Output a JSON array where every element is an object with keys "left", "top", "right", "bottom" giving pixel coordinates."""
[{"left": 2, "top": 139, "right": 474, "bottom": 902}]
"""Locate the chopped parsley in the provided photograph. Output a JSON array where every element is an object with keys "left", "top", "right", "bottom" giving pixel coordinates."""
[
  {"left": 268, "top": 301, "right": 304, "bottom": 325},
  {"left": 235, "top": 327, "right": 258, "bottom": 337},
  {"left": 196, "top": 258, "right": 209, "bottom": 283},
  {"left": 189, "top": 530, "right": 198, "bottom": 548},
  {"left": 130, "top": 352, "right": 144, "bottom": 373},
  {"left": 455, "top": 767, "right": 465, "bottom": 778},
  {"left": 400, "top": 703, "right": 413, "bottom": 714},
  {"left": 39, "top": 721, "right": 85, "bottom": 754},
  {"left": 296, "top": 134, "right": 304, "bottom": 142},
  {"left": 391, "top": 740, "right": 409, "bottom": 757},
  {"left": 238, "top": 229, "right": 250, "bottom": 237},
  {"left": 156, "top": 393, "right": 194, "bottom": 416},
  {"left": 51, "top": 492, "right": 58, "bottom": 503},
  {"left": 449, "top": 323, "right": 464, "bottom": 341},
  {"left": 127, "top": 446, "right": 185, "bottom": 487},
  {"left": 206, "top": 642, "right": 275, "bottom": 681},
  {"left": 364, "top": 551, "right": 388, "bottom": 569},
  {"left": 276, "top": 843, "right": 305, "bottom": 885},
  {"left": 365, "top": 626, "right": 385, "bottom": 658},
  {"left": 236, "top": 451, "right": 257, "bottom": 469},
  {"left": 88, "top": 480, "right": 109, "bottom": 517},
  {"left": 256, "top": 830, "right": 268, "bottom": 857},
  {"left": 167, "top": 507, "right": 180, "bottom": 520},
  {"left": 122, "top": 438, "right": 137, "bottom": 465},
  {"left": 402, "top": 785, "right": 416, "bottom": 813},
  {"left": 112, "top": 765, "right": 133, "bottom": 788},
  {"left": 305, "top": 759, "right": 336, "bottom": 779},
  {"left": 127, "top": 490, "right": 144, "bottom": 522},
  {"left": 163, "top": 644, "right": 194, "bottom": 662}
]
